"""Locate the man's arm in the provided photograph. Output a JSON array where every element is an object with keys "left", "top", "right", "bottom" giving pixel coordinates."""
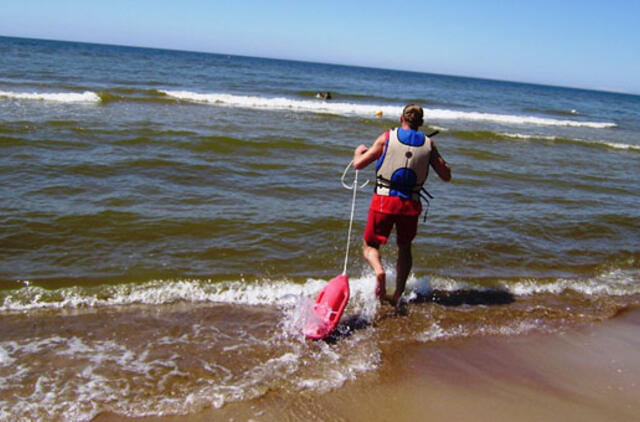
[
  {"left": 430, "top": 141, "right": 452, "bottom": 181},
  {"left": 353, "top": 132, "right": 387, "bottom": 170}
]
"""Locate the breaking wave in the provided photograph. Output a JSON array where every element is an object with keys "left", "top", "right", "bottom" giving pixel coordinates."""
[
  {"left": 159, "top": 90, "right": 617, "bottom": 128},
  {"left": 449, "top": 130, "right": 640, "bottom": 152},
  {"left": 3, "top": 268, "right": 638, "bottom": 314},
  {"left": 0, "top": 90, "right": 100, "bottom": 103}
]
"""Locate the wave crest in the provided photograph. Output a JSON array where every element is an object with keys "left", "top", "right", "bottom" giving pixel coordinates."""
[
  {"left": 2, "top": 268, "right": 638, "bottom": 314},
  {"left": 0, "top": 90, "right": 100, "bottom": 103},
  {"left": 160, "top": 90, "right": 616, "bottom": 128},
  {"left": 450, "top": 130, "right": 640, "bottom": 152}
]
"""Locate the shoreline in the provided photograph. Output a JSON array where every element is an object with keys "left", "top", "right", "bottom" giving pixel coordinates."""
[{"left": 96, "top": 306, "right": 640, "bottom": 421}]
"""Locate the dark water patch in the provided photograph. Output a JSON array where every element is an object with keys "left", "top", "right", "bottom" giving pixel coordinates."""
[
  {"left": 413, "top": 222, "right": 639, "bottom": 278},
  {"left": 183, "top": 135, "right": 248, "bottom": 154},
  {"left": 1, "top": 212, "right": 243, "bottom": 255},
  {"left": 51, "top": 212, "right": 238, "bottom": 241},
  {"left": 250, "top": 184, "right": 319, "bottom": 199},
  {"left": 43, "top": 119, "right": 79, "bottom": 127},
  {"left": 245, "top": 162, "right": 289, "bottom": 171},
  {"left": 134, "top": 127, "right": 197, "bottom": 137},
  {"left": 484, "top": 212, "right": 633, "bottom": 243},
  {"left": 60, "top": 162, "right": 119, "bottom": 178},
  {"left": 0, "top": 136, "right": 90, "bottom": 149},
  {"left": 558, "top": 180, "right": 637, "bottom": 196},
  {"left": 38, "top": 138, "right": 93, "bottom": 149},
  {"left": 71, "top": 126, "right": 123, "bottom": 136},
  {"left": 449, "top": 177, "right": 490, "bottom": 187},
  {"left": 260, "top": 135, "right": 320, "bottom": 150},
  {"left": 71, "top": 126, "right": 197, "bottom": 140},
  {"left": 522, "top": 218, "right": 619, "bottom": 241},
  {"left": 456, "top": 146, "right": 510, "bottom": 161},
  {"left": 29, "top": 185, "right": 87, "bottom": 196},
  {"left": 109, "top": 87, "right": 167, "bottom": 95},
  {"left": 461, "top": 168, "right": 635, "bottom": 195},
  {"left": 596, "top": 213, "right": 640, "bottom": 231},
  {"left": 97, "top": 88, "right": 178, "bottom": 105},
  {"left": 0, "top": 121, "right": 38, "bottom": 135},
  {"left": 186, "top": 135, "right": 317, "bottom": 155},
  {"left": 109, "top": 87, "right": 144, "bottom": 94},
  {"left": 112, "top": 135, "right": 158, "bottom": 146},
  {"left": 0, "top": 135, "right": 28, "bottom": 147},
  {"left": 123, "top": 158, "right": 185, "bottom": 169},
  {"left": 503, "top": 193, "right": 602, "bottom": 208},
  {"left": 94, "top": 196, "right": 143, "bottom": 208}
]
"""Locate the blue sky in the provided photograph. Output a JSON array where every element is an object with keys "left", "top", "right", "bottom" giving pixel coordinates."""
[{"left": 2, "top": 0, "right": 639, "bottom": 93}]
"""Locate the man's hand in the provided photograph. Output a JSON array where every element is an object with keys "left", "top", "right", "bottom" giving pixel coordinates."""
[{"left": 355, "top": 144, "right": 368, "bottom": 155}]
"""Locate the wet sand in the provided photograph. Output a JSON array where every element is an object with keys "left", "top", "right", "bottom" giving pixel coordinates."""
[{"left": 98, "top": 307, "right": 640, "bottom": 421}]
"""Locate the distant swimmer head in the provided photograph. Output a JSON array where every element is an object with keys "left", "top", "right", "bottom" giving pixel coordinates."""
[
  {"left": 401, "top": 104, "right": 424, "bottom": 129},
  {"left": 315, "top": 91, "right": 332, "bottom": 100}
]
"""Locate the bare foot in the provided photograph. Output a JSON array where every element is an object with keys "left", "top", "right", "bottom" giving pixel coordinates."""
[
  {"left": 389, "top": 294, "right": 406, "bottom": 314},
  {"left": 394, "top": 301, "right": 408, "bottom": 316},
  {"left": 374, "top": 272, "right": 386, "bottom": 304}
]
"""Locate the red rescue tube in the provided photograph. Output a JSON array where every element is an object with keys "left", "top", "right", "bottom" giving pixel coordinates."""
[{"left": 303, "top": 274, "right": 350, "bottom": 340}]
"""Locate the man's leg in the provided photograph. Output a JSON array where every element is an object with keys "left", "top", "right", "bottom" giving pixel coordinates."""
[
  {"left": 363, "top": 207, "right": 394, "bottom": 304},
  {"left": 392, "top": 213, "right": 418, "bottom": 309},
  {"left": 363, "top": 242, "right": 386, "bottom": 303},
  {"left": 392, "top": 242, "right": 412, "bottom": 308}
]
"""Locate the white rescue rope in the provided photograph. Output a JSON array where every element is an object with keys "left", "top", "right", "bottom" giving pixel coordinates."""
[{"left": 340, "top": 161, "right": 369, "bottom": 275}]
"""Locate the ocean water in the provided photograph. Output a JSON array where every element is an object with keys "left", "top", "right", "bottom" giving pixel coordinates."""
[{"left": 0, "top": 36, "right": 639, "bottom": 420}]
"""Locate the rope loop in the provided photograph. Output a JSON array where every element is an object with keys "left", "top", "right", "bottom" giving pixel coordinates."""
[{"left": 341, "top": 160, "right": 369, "bottom": 190}]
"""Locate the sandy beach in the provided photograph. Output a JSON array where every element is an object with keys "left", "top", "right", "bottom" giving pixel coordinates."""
[{"left": 93, "top": 306, "right": 639, "bottom": 421}]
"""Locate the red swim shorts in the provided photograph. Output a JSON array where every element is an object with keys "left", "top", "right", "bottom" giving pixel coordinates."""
[{"left": 363, "top": 207, "right": 419, "bottom": 246}]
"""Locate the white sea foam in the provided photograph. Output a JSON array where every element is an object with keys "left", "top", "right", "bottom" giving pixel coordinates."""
[
  {"left": 0, "top": 290, "right": 382, "bottom": 421},
  {"left": 0, "top": 278, "right": 327, "bottom": 313},
  {"left": 416, "top": 320, "right": 540, "bottom": 343},
  {"left": 501, "top": 132, "right": 640, "bottom": 151},
  {"left": 1, "top": 268, "right": 637, "bottom": 314},
  {"left": 422, "top": 269, "right": 640, "bottom": 297},
  {"left": 0, "top": 90, "right": 100, "bottom": 103},
  {"left": 502, "top": 132, "right": 560, "bottom": 140},
  {"left": 600, "top": 141, "right": 640, "bottom": 151},
  {"left": 505, "top": 269, "right": 640, "bottom": 297},
  {"left": 0, "top": 344, "right": 16, "bottom": 367},
  {"left": 160, "top": 90, "right": 616, "bottom": 128},
  {"left": 0, "top": 335, "right": 180, "bottom": 421}
]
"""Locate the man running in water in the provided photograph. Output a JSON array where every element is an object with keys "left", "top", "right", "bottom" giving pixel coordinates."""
[{"left": 353, "top": 104, "right": 451, "bottom": 309}]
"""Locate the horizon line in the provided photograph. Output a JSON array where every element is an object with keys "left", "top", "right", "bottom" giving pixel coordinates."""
[{"left": 2, "top": 34, "right": 639, "bottom": 98}]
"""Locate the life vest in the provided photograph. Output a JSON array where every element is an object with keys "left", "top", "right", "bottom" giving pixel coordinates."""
[{"left": 375, "top": 128, "right": 432, "bottom": 201}]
